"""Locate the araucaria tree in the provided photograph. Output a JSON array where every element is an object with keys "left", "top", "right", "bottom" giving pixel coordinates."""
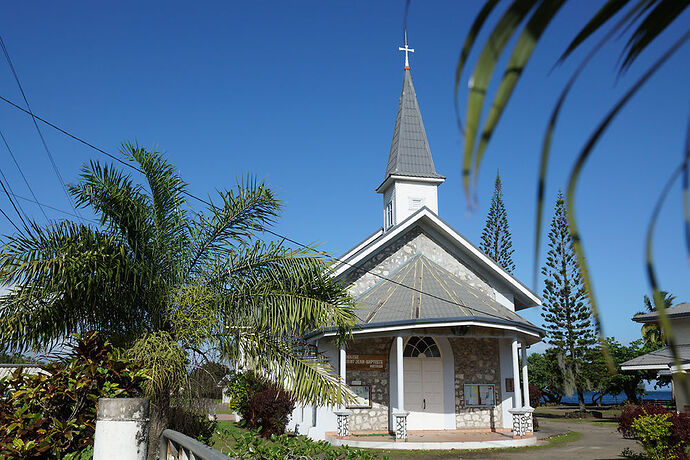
[
  {"left": 0, "top": 144, "right": 355, "bottom": 457},
  {"left": 480, "top": 171, "right": 515, "bottom": 273},
  {"left": 541, "top": 191, "right": 596, "bottom": 412}
]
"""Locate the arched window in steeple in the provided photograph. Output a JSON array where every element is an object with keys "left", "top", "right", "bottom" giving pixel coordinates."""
[{"left": 403, "top": 336, "right": 440, "bottom": 358}]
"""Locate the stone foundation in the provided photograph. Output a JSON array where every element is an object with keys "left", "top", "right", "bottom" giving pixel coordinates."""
[
  {"left": 345, "top": 337, "right": 393, "bottom": 432},
  {"left": 450, "top": 338, "right": 502, "bottom": 429}
]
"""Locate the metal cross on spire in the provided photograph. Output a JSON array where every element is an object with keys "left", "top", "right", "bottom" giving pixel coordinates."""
[{"left": 398, "top": 29, "right": 414, "bottom": 69}]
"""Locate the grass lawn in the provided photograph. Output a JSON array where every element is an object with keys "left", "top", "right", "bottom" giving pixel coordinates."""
[
  {"left": 534, "top": 404, "right": 622, "bottom": 427},
  {"left": 211, "top": 421, "right": 580, "bottom": 459}
]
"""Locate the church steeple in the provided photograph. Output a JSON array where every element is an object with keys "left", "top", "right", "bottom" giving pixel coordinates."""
[{"left": 377, "top": 35, "right": 445, "bottom": 230}]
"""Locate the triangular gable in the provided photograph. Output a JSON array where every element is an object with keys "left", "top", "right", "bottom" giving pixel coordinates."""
[{"left": 333, "top": 207, "right": 541, "bottom": 311}]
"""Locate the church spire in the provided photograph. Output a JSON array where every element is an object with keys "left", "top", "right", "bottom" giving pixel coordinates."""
[{"left": 377, "top": 34, "right": 445, "bottom": 230}]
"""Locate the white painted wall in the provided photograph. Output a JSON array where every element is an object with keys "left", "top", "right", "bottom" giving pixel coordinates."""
[
  {"left": 493, "top": 284, "right": 515, "bottom": 312},
  {"left": 672, "top": 318, "right": 690, "bottom": 344},
  {"left": 382, "top": 180, "right": 439, "bottom": 227},
  {"left": 303, "top": 339, "right": 339, "bottom": 441},
  {"left": 498, "top": 339, "right": 515, "bottom": 429}
]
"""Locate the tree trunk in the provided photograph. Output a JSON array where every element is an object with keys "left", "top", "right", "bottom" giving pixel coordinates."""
[
  {"left": 148, "top": 388, "right": 171, "bottom": 460},
  {"left": 577, "top": 388, "right": 586, "bottom": 413},
  {"left": 624, "top": 387, "right": 639, "bottom": 405}
]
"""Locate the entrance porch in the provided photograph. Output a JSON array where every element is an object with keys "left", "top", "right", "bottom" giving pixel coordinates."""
[
  {"left": 326, "top": 327, "right": 536, "bottom": 441},
  {"left": 326, "top": 429, "right": 537, "bottom": 450}
]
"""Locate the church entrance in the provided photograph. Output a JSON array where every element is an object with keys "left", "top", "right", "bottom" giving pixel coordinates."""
[{"left": 403, "top": 337, "right": 445, "bottom": 430}]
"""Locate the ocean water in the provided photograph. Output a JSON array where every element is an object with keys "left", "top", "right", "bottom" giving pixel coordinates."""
[{"left": 553, "top": 390, "right": 673, "bottom": 405}]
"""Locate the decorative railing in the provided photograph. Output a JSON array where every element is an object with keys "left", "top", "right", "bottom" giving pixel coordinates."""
[{"left": 159, "top": 429, "right": 230, "bottom": 460}]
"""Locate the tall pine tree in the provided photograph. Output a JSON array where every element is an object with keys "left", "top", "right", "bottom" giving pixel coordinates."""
[
  {"left": 541, "top": 191, "right": 596, "bottom": 413},
  {"left": 480, "top": 171, "right": 515, "bottom": 273}
]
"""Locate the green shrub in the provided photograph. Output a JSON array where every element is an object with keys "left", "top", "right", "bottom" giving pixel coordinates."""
[
  {"left": 630, "top": 413, "right": 674, "bottom": 459},
  {"left": 0, "top": 332, "right": 146, "bottom": 458},
  {"left": 225, "top": 371, "right": 268, "bottom": 421},
  {"left": 225, "top": 371, "right": 296, "bottom": 437},
  {"left": 219, "top": 428, "right": 388, "bottom": 459},
  {"left": 169, "top": 405, "right": 217, "bottom": 444}
]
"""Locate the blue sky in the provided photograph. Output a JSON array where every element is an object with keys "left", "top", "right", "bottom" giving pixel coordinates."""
[{"left": 1, "top": 1, "right": 688, "bottom": 349}]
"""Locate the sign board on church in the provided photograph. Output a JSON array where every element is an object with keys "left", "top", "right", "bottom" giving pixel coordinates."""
[
  {"left": 464, "top": 384, "right": 496, "bottom": 407},
  {"left": 346, "top": 354, "right": 387, "bottom": 371}
]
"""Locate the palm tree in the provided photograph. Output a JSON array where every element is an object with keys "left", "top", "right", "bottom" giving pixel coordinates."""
[
  {"left": 635, "top": 291, "right": 676, "bottom": 347},
  {"left": 0, "top": 144, "right": 355, "bottom": 455}
]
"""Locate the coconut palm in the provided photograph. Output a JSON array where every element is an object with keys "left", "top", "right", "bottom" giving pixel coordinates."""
[
  {"left": 634, "top": 291, "right": 676, "bottom": 347},
  {"left": 0, "top": 144, "right": 355, "bottom": 455}
]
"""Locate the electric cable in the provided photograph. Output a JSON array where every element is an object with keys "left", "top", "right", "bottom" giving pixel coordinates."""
[
  {"left": 0, "top": 36, "right": 83, "bottom": 222},
  {"left": 0, "top": 129, "right": 49, "bottom": 220}
]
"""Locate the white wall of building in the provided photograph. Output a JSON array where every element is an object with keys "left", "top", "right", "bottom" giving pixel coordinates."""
[
  {"left": 382, "top": 180, "right": 439, "bottom": 227},
  {"left": 672, "top": 317, "right": 690, "bottom": 344}
]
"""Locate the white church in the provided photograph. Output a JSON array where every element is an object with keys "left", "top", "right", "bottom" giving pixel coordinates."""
[{"left": 288, "top": 40, "right": 544, "bottom": 447}]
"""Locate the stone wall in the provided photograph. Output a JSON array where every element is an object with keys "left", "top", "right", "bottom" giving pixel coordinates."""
[
  {"left": 450, "top": 337, "right": 502, "bottom": 429},
  {"left": 345, "top": 337, "right": 393, "bottom": 432},
  {"left": 343, "top": 227, "right": 493, "bottom": 300}
]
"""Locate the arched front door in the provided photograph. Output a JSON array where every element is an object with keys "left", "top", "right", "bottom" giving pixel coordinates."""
[{"left": 403, "top": 336, "right": 445, "bottom": 430}]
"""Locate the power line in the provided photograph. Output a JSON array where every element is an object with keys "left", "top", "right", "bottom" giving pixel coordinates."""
[
  {"left": 0, "top": 94, "right": 525, "bottom": 326},
  {"left": 0, "top": 159, "right": 28, "bottom": 220},
  {"left": 0, "top": 168, "right": 28, "bottom": 229},
  {"left": 0, "top": 35, "right": 83, "bottom": 223},
  {"left": 0, "top": 129, "right": 49, "bottom": 220},
  {"left": 11, "top": 193, "right": 98, "bottom": 223},
  {"left": 0, "top": 204, "right": 20, "bottom": 233}
]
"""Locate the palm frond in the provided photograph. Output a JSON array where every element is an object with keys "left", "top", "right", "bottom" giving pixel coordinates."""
[
  {"left": 186, "top": 177, "right": 280, "bottom": 278},
  {"left": 123, "top": 143, "right": 190, "bottom": 280},
  {"left": 557, "top": 0, "right": 636, "bottom": 64},
  {"left": 620, "top": 0, "right": 689, "bottom": 73},
  {"left": 454, "top": 0, "right": 502, "bottom": 133},
  {"left": 533, "top": 0, "right": 649, "bottom": 285},
  {"left": 644, "top": 123, "right": 690, "bottom": 404},
  {"left": 69, "top": 159, "right": 154, "bottom": 263},
  {"left": 462, "top": 0, "right": 540, "bottom": 197},
  {"left": 223, "top": 330, "right": 355, "bottom": 406},
  {"left": 565, "top": 30, "right": 690, "bottom": 373},
  {"left": 0, "top": 222, "right": 151, "bottom": 351},
  {"left": 473, "top": 0, "right": 565, "bottom": 184}
]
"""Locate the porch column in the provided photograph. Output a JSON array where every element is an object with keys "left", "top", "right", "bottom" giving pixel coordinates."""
[
  {"left": 511, "top": 339, "right": 522, "bottom": 408},
  {"left": 393, "top": 335, "right": 408, "bottom": 441},
  {"left": 396, "top": 335, "right": 404, "bottom": 411},
  {"left": 521, "top": 343, "right": 530, "bottom": 408},
  {"left": 334, "top": 341, "right": 351, "bottom": 437},
  {"left": 339, "top": 341, "right": 346, "bottom": 388}
]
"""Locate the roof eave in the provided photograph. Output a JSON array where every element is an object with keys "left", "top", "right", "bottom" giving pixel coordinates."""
[
  {"left": 303, "top": 316, "right": 545, "bottom": 343},
  {"left": 375, "top": 174, "right": 446, "bottom": 193}
]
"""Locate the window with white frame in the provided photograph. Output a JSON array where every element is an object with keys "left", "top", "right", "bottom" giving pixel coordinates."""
[{"left": 384, "top": 201, "right": 393, "bottom": 229}]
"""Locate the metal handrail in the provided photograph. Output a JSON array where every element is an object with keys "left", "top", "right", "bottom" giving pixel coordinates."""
[{"left": 159, "top": 429, "right": 231, "bottom": 460}]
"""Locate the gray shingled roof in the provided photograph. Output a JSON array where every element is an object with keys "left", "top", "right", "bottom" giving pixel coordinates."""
[
  {"left": 634, "top": 303, "right": 690, "bottom": 323},
  {"left": 621, "top": 344, "right": 690, "bottom": 370},
  {"left": 384, "top": 69, "right": 444, "bottom": 180},
  {"left": 353, "top": 254, "right": 537, "bottom": 330}
]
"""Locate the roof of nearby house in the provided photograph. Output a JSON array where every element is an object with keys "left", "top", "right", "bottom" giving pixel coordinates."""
[
  {"left": 381, "top": 69, "right": 444, "bottom": 183},
  {"left": 0, "top": 363, "right": 46, "bottom": 379},
  {"left": 353, "top": 254, "right": 540, "bottom": 334},
  {"left": 633, "top": 303, "right": 690, "bottom": 323},
  {"left": 620, "top": 344, "right": 690, "bottom": 371}
]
